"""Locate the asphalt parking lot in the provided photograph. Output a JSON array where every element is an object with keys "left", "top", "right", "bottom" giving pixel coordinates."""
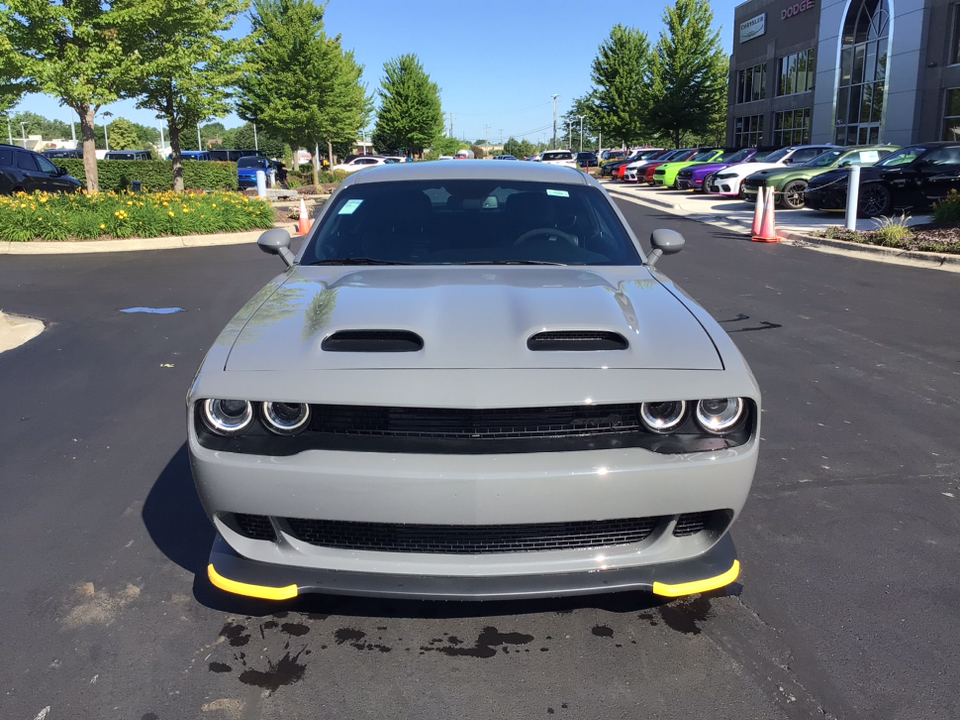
[{"left": 1, "top": 202, "right": 958, "bottom": 720}]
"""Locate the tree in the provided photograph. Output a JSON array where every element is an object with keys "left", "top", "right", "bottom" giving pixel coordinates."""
[
  {"left": 234, "top": 122, "right": 287, "bottom": 159},
  {"left": 0, "top": 0, "right": 145, "bottom": 192},
  {"left": 0, "top": 33, "right": 28, "bottom": 117},
  {"left": 502, "top": 137, "right": 536, "bottom": 159},
  {"left": 647, "top": 0, "right": 728, "bottom": 148},
  {"left": 132, "top": 0, "right": 246, "bottom": 191},
  {"left": 239, "top": 0, "right": 372, "bottom": 184},
  {"left": 591, "top": 25, "right": 653, "bottom": 147},
  {"left": 471, "top": 145, "right": 485, "bottom": 159},
  {"left": 130, "top": 121, "right": 160, "bottom": 149},
  {"left": 107, "top": 117, "right": 139, "bottom": 150},
  {"left": 9, "top": 111, "right": 72, "bottom": 141},
  {"left": 372, "top": 54, "right": 444, "bottom": 157},
  {"left": 560, "top": 94, "right": 603, "bottom": 151}
]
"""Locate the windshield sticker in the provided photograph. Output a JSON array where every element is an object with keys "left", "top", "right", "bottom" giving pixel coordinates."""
[
  {"left": 546, "top": 189, "right": 569, "bottom": 198},
  {"left": 338, "top": 199, "right": 364, "bottom": 215}
]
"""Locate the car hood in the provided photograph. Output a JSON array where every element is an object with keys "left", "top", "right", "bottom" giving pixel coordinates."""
[
  {"left": 684, "top": 162, "right": 731, "bottom": 175},
  {"left": 718, "top": 161, "right": 785, "bottom": 177},
  {"left": 807, "top": 168, "right": 854, "bottom": 187},
  {"left": 224, "top": 267, "right": 722, "bottom": 372}
]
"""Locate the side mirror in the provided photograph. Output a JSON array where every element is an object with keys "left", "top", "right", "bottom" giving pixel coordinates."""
[
  {"left": 57, "top": 166, "right": 68, "bottom": 176},
  {"left": 257, "top": 228, "right": 296, "bottom": 267},
  {"left": 648, "top": 228, "right": 685, "bottom": 266}
]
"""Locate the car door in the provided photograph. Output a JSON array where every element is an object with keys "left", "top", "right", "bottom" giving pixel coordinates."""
[
  {"left": 14, "top": 150, "right": 48, "bottom": 192},
  {"left": 34, "top": 153, "right": 74, "bottom": 193},
  {"left": 0, "top": 147, "right": 15, "bottom": 194},
  {"left": 915, "top": 146, "right": 960, "bottom": 204}
]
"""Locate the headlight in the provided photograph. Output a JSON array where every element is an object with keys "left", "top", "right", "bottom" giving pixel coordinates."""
[
  {"left": 201, "top": 399, "right": 254, "bottom": 436},
  {"left": 640, "top": 400, "right": 687, "bottom": 433},
  {"left": 261, "top": 401, "right": 311, "bottom": 435},
  {"left": 716, "top": 172, "right": 734, "bottom": 179},
  {"left": 695, "top": 398, "right": 745, "bottom": 434}
]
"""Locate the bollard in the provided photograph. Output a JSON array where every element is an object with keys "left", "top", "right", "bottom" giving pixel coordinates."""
[
  {"left": 256, "top": 170, "right": 267, "bottom": 199},
  {"left": 845, "top": 164, "right": 861, "bottom": 230}
]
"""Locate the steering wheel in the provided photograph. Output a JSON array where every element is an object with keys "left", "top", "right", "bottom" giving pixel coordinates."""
[{"left": 513, "top": 227, "right": 578, "bottom": 246}]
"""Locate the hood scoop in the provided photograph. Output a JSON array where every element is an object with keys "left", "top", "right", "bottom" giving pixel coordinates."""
[
  {"left": 322, "top": 330, "right": 424, "bottom": 352},
  {"left": 527, "top": 330, "right": 628, "bottom": 352}
]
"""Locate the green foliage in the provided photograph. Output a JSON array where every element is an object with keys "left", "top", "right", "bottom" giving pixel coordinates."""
[
  {"left": 430, "top": 136, "right": 467, "bottom": 156},
  {"left": 107, "top": 117, "right": 140, "bottom": 150},
  {"left": 58, "top": 159, "right": 238, "bottom": 192},
  {"left": 470, "top": 145, "right": 485, "bottom": 159},
  {"left": 233, "top": 122, "right": 288, "bottom": 160},
  {"left": 933, "top": 189, "right": 960, "bottom": 225},
  {"left": 9, "top": 110, "right": 72, "bottom": 141},
  {"left": 0, "top": 33, "right": 29, "bottom": 115},
  {"left": 0, "top": 0, "right": 148, "bottom": 192},
  {"left": 372, "top": 54, "right": 444, "bottom": 156},
  {"left": 0, "top": 190, "right": 275, "bottom": 242},
  {"left": 648, "top": 0, "right": 728, "bottom": 148},
  {"left": 502, "top": 137, "right": 536, "bottom": 159},
  {"left": 871, "top": 213, "right": 913, "bottom": 244},
  {"left": 560, "top": 95, "right": 602, "bottom": 151},
  {"left": 239, "top": 0, "right": 372, "bottom": 179},
  {"left": 591, "top": 25, "right": 653, "bottom": 147}
]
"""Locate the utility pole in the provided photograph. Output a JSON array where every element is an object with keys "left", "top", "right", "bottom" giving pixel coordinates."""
[
  {"left": 20, "top": 121, "right": 27, "bottom": 148},
  {"left": 69, "top": 108, "right": 76, "bottom": 144},
  {"left": 484, "top": 124, "right": 490, "bottom": 148},
  {"left": 578, "top": 115, "right": 586, "bottom": 152},
  {"left": 551, "top": 94, "right": 559, "bottom": 150},
  {"left": 6, "top": 117, "right": 12, "bottom": 145},
  {"left": 197, "top": 122, "right": 202, "bottom": 151},
  {"left": 566, "top": 120, "right": 572, "bottom": 150},
  {"left": 448, "top": 112, "right": 454, "bottom": 138},
  {"left": 499, "top": 129, "right": 503, "bottom": 145},
  {"left": 102, "top": 111, "right": 112, "bottom": 151},
  {"left": 253, "top": 122, "right": 259, "bottom": 151}
]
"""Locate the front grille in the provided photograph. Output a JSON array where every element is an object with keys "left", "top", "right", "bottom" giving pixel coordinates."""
[
  {"left": 285, "top": 516, "right": 662, "bottom": 553},
  {"left": 311, "top": 403, "right": 641, "bottom": 440},
  {"left": 234, "top": 513, "right": 276, "bottom": 541},
  {"left": 673, "top": 512, "right": 711, "bottom": 537},
  {"left": 677, "top": 169, "right": 693, "bottom": 178},
  {"left": 742, "top": 178, "right": 763, "bottom": 190},
  {"left": 527, "top": 330, "right": 628, "bottom": 351}
]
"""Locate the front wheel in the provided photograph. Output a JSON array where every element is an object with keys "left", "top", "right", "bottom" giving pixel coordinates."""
[
  {"left": 700, "top": 173, "right": 715, "bottom": 193},
  {"left": 858, "top": 184, "right": 892, "bottom": 218},
  {"left": 779, "top": 180, "right": 808, "bottom": 209}
]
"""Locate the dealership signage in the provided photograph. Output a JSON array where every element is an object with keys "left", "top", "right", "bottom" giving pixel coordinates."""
[
  {"left": 782, "top": 0, "right": 815, "bottom": 20},
  {"left": 739, "top": 13, "right": 766, "bottom": 43}
]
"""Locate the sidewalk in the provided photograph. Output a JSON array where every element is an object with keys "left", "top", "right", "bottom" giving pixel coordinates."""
[
  {"left": 0, "top": 312, "right": 44, "bottom": 354},
  {"left": 605, "top": 181, "right": 960, "bottom": 273}
]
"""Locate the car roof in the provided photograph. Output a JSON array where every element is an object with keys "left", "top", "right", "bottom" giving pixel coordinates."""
[{"left": 344, "top": 160, "right": 592, "bottom": 186}]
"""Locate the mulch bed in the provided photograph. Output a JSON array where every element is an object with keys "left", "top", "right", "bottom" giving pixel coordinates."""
[{"left": 819, "top": 221, "right": 960, "bottom": 254}]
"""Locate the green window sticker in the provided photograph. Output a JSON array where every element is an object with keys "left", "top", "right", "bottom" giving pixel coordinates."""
[
  {"left": 339, "top": 199, "right": 364, "bottom": 215},
  {"left": 546, "top": 189, "right": 569, "bottom": 198}
]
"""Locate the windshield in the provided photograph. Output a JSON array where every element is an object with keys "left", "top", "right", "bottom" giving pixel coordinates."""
[
  {"left": 301, "top": 180, "right": 642, "bottom": 267},
  {"left": 803, "top": 150, "right": 844, "bottom": 167},
  {"left": 237, "top": 157, "right": 269, "bottom": 168},
  {"left": 724, "top": 148, "right": 755, "bottom": 162},
  {"left": 689, "top": 150, "right": 716, "bottom": 161},
  {"left": 761, "top": 148, "right": 792, "bottom": 163},
  {"left": 541, "top": 151, "right": 573, "bottom": 161},
  {"left": 875, "top": 146, "right": 924, "bottom": 167}
]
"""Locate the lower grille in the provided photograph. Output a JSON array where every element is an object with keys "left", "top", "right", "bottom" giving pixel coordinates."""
[
  {"left": 673, "top": 511, "right": 711, "bottom": 537},
  {"left": 285, "top": 516, "right": 663, "bottom": 554},
  {"left": 234, "top": 513, "right": 277, "bottom": 541}
]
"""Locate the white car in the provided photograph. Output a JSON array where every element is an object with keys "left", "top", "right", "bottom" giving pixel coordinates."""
[
  {"left": 707, "top": 145, "right": 836, "bottom": 197},
  {"left": 332, "top": 156, "right": 387, "bottom": 173},
  {"left": 539, "top": 150, "right": 577, "bottom": 167},
  {"left": 621, "top": 150, "right": 673, "bottom": 182}
]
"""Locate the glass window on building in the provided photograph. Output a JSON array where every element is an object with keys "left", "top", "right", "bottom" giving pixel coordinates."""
[
  {"left": 773, "top": 109, "right": 811, "bottom": 146},
  {"left": 736, "top": 63, "right": 766, "bottom": 103},
  {"left": 835, "top": 0, "right": 889, "bottom": 145},
  {"left": 733, "top": 114, "right": 765, "bottom": 146},
  {"left": 943, "top": 89, "right": 960, "bottom": 140},
  {"left": 777, "top": 49, "right": 816, "bottom": 96},
  {"left": 953, "top": 5, "right": 960, "bottom": 65}
]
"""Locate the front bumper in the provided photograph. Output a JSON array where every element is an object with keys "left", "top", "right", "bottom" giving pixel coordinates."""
[
  {"left": 803, "top": 186, "right": 847, "bottom": 210},
  {"left": 206, "top": 530, "right": 741, "bottom": 601},
  {"left": 676, "top": 178, "right": 698, "bottom": 190},
  {"left": 741, "top": 184, "right": 763, "bottom": 201}
]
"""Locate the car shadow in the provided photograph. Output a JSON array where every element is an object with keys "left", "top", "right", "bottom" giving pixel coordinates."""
[{"left": 142, "top": 443, "right": 693, "bottom": 621}]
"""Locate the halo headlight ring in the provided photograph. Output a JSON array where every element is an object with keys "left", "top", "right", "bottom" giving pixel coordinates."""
[
  {"left": 639, "top": 400, "right": 687, "bottom": 434},
  {"left": 695, "top": 398, "right": 745, "bottom": 434},
  {"left": 201, "top": 399, "right": 254, "bottom": 436},
  {"left": 261, "top": 401, "right": 311, "bottom": 435}
]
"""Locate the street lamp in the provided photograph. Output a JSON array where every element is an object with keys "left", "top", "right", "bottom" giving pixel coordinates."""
[
  {"left": 197, "top": 122, "right": 202, "bottom": 151},
  {"left": 6, "top": 117, "right": 12, "bottom": 145},
  {"left": 577, "top": 115, "right": 586, "bottom": 152},
  {"left": 20, "top": 121, "right": 28, "bottom": 148},
  {"left": 102, "top": 111, "right": 113, "bottom": 152}
]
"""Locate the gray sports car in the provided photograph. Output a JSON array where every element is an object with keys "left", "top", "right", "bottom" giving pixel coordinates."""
[{"left": 188, "top": 161, "right": 760, "bottom": 602}]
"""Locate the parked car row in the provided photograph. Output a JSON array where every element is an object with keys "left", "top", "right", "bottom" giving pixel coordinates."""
[{"left": 606, "top": 140, "right": 960, "bottom": 217}]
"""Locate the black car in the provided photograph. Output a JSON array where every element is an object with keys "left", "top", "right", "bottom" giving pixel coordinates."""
[
  {"left": 104, "top": 150, "right": 152, "bottom": 160},
  {"left": 0, "top": 144, "right": 83, "bottom": 195},
  {"left": 805, "top": 142, "right": 960, "bottom": 218},
  {"left": 43, "top": 148, "right": 83, "bottom": 159},
  {"left": 600, "top": 149, "right": 665, "bottom": 178},
  {"left": 209, "top": 148, "right": 267, "bottom": 162},
  {"left": 576, "top": 151, "right": 598, "bottom": 168}
]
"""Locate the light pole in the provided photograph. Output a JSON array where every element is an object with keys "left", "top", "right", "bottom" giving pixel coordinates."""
[
  {"left": 6, "top": 117, "right": 12, "bottom": 145},
  {"left": 197, "top": 122, "right": 202, "bottom": 151},
  {"left": 157, "top": 118, "right": 165, "bottom": 156},
  {"left": 253, "top": 122, "right": 259, "bottom": 151},
  {"left": 577, "top": 115, "right": 586, "bottom": 152},
  {"left": 102, "top": 111, "right": 113, "bottom": 152},
  {"left": 20, "top": 121, "right": 28, "bottom": 148},
  {"left": 551, "top": 94, "right": 559, "bottom": 149},
  {"left": 69, "top": 109, "right": 76, "bottom": 144},
  {"left": 566, "top": 120, "right": 572, "bottom": 150}
]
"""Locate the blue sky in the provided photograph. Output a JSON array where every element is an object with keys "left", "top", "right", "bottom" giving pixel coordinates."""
[{"left": 11, "top": 0, "right": 741, "bottom": 144}]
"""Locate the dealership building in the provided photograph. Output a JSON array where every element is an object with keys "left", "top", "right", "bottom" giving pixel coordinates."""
[{"left": 727, "top": 0, "right": 960, "bottom": 147}]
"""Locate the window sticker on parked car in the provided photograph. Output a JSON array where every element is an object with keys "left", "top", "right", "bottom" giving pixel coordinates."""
[
  {"left": 338, "top": 199, "right": 364, "bottom": 215},
  {"left": 546, "top": 189, "right": 569, "bottom": 198},
  {"left": 860, "top": 151, "right": 879, "bottom": 163}
]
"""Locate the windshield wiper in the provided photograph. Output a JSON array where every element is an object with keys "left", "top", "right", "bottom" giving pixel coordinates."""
[
  {"left": 308, "top": 258, "right": 413, "bottom": 265},
  {"left": 463, "top": 260, "right": 576, "bottom": 266}
]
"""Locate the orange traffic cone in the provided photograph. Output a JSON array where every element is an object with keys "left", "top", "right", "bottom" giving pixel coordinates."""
[
  {"left": 751, "top": 183, "right": 766, "bottom": 237},
  {"left": 297, "top": 198, "right": 312, "bottom": 235},
  {"left": 752, "top": 187, "right": 780, "bottom": 243}
]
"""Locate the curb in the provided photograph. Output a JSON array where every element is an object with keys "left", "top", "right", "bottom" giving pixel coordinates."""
[
  {"left": 0, "top": 222, "right": 300, "bottom": 255},
  {"left": 606, "top": 184, "right": 960, "bottom": 273}
]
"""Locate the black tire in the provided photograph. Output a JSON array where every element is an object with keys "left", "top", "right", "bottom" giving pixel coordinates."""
[
  {"left": 858, "top": 183, "right": 892, "bottom": 218},
  {"left": 737, "top": 184, "right": 748, "bottom": 200},
  {"left": 700, "top": 173, "right": 715, "bottom": 193},
  {"left": 779, "top": 180, "right": 808, "bottom": 209}
]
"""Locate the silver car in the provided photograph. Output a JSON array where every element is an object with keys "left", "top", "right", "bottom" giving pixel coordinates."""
[{"left": 188, "top": 161, "right": 760, "bottom": 602}]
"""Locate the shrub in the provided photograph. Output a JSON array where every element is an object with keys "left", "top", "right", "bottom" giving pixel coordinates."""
[
  {"left": 871, "top": 213, "right": 913, "bottom": 245},
  {"left": 57, "top": 159, "right": 239, "bottom": 192},
  {"left": 0, "top": 190, "right": 276, "bottom": 241},
  {"left": 932, "top": 188, "right": 960, "bottom": 225}
]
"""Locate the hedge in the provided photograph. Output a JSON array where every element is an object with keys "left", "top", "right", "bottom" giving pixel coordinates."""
[{"left": 57, "top": 159, "right": 239, "bottom": 192}]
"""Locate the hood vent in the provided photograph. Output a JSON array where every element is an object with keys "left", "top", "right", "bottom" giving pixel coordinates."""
[
  {"left": 527, "top": 330, "right": 628, "bottom": 351},
  {"left": 322, "top": 330, "right": 424, "bottom": 352}
]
